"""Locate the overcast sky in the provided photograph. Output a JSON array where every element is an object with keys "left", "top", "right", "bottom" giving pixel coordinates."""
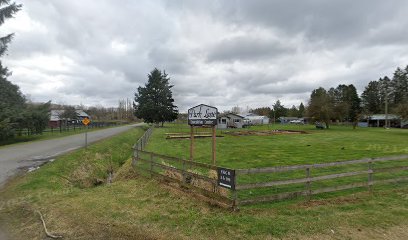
[{"left": 2, "top": 0, "right": 408, "bottom": 112}]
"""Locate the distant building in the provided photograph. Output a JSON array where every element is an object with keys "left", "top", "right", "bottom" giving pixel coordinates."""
[
  {"left": 49, "top": 109, "right": 90, "bottom": 128},
  {"left": 242, "top": 113, "right": 269, "bottom": 125},
  {"left": 278, "top": 117, "right": 302, "bottom": 124},
  {"left": 217, "top": 113, "right": 245, "bottom": 129},
  {"left": 363, "top": 114, "right": 405, "bottom": 128}
]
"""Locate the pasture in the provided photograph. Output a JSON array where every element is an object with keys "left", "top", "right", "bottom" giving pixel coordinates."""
[{"left": 146, "top": 124, "right": 408, "bottom": 169}]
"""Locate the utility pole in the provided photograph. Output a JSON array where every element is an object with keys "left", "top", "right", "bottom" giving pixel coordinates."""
[{"left": 385, "top": 94, "right": 388, "bottom": 128}]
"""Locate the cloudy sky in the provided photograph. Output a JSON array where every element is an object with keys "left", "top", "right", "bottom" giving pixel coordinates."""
[{"left": 2, "top": 0, "right": 408, "bottom": 112}]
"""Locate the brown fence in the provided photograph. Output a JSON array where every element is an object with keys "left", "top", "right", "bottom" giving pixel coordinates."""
[
  {"left": 133, "top": 127, "right": 153, "bottom": 152},
  {"left": 235, "top": 155, "right": 408, "bottom": 205},
  {"left": 132, "top": 128, "right": 408, "bottom": 207},
  {"left": 132, "top": 127, "right": 235, "bottom": 207}
]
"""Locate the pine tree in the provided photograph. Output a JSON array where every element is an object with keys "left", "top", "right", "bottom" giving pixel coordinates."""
[
  {"left": 361, "top": 80, "right": 382, "bottom": 114},
  {"left": 0, "top": 62, "right": 24, "bottom": 139},
  {"left": 134, "top": 68, "right": 178, "bottom": 126},
  {"left": 272, "top": 100, "right": 287, "bottom": 121},
  {"left": 298, "top": 102, "right": 305, "bottom": 118},
  {"left": 0, "top": 0, "right": 22, "bottom": 57}
]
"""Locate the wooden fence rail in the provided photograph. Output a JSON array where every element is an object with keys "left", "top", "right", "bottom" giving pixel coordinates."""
[
  {"left": 235, "top": 155, "right": 408, "bottom": 205},
  {"left": 131, "top": 127, "right": 408, "bottom": 207},
  {"left": 132, "top": 127, "right": 234, "bottom": 207}
]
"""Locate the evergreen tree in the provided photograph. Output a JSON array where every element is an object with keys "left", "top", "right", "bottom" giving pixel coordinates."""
[
  {"left": 393, "top": 66, "right": 408, "bottom": 124},
  {"left": 287, "top": 105, "right": 299, "bottom": 117},
  {"left": 272, "top": 100, "right": 287, "bottom": 122},
  {"left": 391, "top": 67, "right": 408, "bottom": 105},
  {"left": 361, "top": 80, "right": 382, "bottom": 114},
  {"left": 0, "top": 62, "right": 24, "bottom": 140},
  {"left": 347, "top": 84, "right": 362, "bottom": 128},
  {"left": 307, "top": 87, "right": 333, "bottom": 128},
  {"left": 298, "top": 102, "right": 305, "bottom": 118},
  {"left": 250, "top": 107, "right": 271, "bottom": 117},
  {"left": 134, "top": 68, "right": 178, "bottom": 126},
  {"left": 0, "top": 2, "right": 50, "bottom": 140},
  {"left": 0, "top": 0, "right": 22, "bottom": 57}
]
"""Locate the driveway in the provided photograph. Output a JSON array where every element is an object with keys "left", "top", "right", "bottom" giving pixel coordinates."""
[{"left": 0, "top": 123, "right": 144, "bottom": 187}]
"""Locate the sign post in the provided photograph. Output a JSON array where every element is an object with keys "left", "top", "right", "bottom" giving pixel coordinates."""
[
  {"left": 187, "top": 104, "right": 218, "bottom": 165},
  {"left": 212, "top": 125, "right": 216, "bottom": 165},
  {"left": 190, "top": 125, "right": 194, "bottom": 161},
  {"left": 82, "top": 117, "right": 91, "bottom": 149}
]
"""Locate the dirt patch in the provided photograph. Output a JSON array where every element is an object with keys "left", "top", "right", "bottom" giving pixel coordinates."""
[
  {"left": 113, "top": 158, "right": 139, "bottom": 181},
  {"left": 224, "top": 130, "right": 307, "bottom": 136},
  {"left": 161, "top": 163, "right": 229, "bottom": 197}
]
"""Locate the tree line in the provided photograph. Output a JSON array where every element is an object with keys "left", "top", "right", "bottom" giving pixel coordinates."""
[
  {"left": 0, "top": 2, "right": 51, "bottom": 140},
  {"left": 250, "top": 101, "right": 306, "bottom": 121},
  {"left": 250, "top": 65, "right": 408, "bottom": 128},
  {"left": 308, "top": 65, "right": 408, "bottom": 128}
]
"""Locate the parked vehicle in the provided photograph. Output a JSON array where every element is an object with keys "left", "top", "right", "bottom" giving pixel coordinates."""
[{"left": 289, "top": 119, "right": 304, "bottom": 124}]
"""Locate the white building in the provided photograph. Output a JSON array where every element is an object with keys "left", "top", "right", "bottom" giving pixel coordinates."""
[
  {"left": 217, "top": 113, "right": 245, "bottom": 129},
  {"left": 242, "top": 113, "right": 270, "bottom": 125}
]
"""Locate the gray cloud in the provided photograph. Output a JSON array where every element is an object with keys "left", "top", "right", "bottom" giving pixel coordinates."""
[
  {"left": 207, "top": 35, "right": 295, "bottom": 62},
  {"left": 2, "top": 0, "right": 408, "bottom": 112}
]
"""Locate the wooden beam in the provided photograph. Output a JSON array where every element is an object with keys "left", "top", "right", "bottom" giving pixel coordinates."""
[
  {"left": 236, "top": 170, "right": 370, "bottom": 190},
  {"left": 236, "top": 155, "right": 408, "bottom": 175}
]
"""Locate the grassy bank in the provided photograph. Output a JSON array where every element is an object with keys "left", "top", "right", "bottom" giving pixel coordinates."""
[{"left": 1, "top": 125, "right": 408, "bottom": 239}]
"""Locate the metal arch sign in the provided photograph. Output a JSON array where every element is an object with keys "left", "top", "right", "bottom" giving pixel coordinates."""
[{"left": 188, "top": 104, "right": 218, "bottom": 126}]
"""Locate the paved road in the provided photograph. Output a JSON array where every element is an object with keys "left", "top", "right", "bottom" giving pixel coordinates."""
[{"left": 0, "top": 123, "right": 143, "bottom": 187}]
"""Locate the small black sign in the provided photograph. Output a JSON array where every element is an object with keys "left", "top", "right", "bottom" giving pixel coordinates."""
[{"left": 217, "top": 167, "right": 235, "bottom": 190}]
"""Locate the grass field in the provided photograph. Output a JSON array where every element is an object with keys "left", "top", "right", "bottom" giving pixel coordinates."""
[
  {"left": 146, "top": 124, "right": 408, "bottom": 168},
  {"left": 1, "top": 124, "right": 408, "bottom": 239},
  {"left": 146, "top": 124, "right": 408, "bottom": 203}
]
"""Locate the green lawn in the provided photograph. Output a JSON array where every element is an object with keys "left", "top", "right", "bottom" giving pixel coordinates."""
[
  {"left": 146, "top": 124, "right": 408, "bottom": 202},
  {"left": 1, "top": 124, "right": 408, "bottom": 239},
  {"left": 146, "top": 124, "right": 408, "bottom": 169}
]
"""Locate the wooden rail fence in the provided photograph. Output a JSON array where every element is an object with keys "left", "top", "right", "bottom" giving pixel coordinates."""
[
  {"left": 132, "top": 128, "right": 408, "bottom": 207},
  {"left": 132, "top": 127, "right": 235, "bottom": 207},
  {"left": 235, "top": 155, "right": 408, "bottom": 205}
]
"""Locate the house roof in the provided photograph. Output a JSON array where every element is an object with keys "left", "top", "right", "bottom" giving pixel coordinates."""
[
  {"left": 50, "top": 109, "right": 89, "bottom": 121},
  {"left": 245, "top": 115, "right": 269, "bottom": 120},
  {"left": 369, "top": 114, "right": 400, "bottom": 120},
  {"left": 218, "top": 113, "right": 245, "bottom": 119},
  {"left": 279, "top": 117, "right": 300, "bottom": 121},
  {"left": 76, "top": 110, "right": 89, "bottom": 117}
]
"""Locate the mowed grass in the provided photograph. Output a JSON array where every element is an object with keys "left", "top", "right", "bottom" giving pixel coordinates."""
[
  {"left": 1, "top": 125, "right": 408, "bottom": 239},
  {"left": 146, "top": 124, "right": 408, "bottom": 169},
  {"left": 147, "top": 124, "right": 408, "bottom": 202}
]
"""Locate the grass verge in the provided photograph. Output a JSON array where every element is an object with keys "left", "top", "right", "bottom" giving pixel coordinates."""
[{"left": 0, "top": 122, "right": 137, "bottom": 147}]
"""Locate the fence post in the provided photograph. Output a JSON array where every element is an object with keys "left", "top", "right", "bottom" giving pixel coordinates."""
[
  {"left": 182, "top": 159, "right": 186, "bottom": 183},
  {"left": 305, "top": 167, "right": 311, "bottom": 201},
  {"left": 368, "top": 160, "right": 373, "bottom": 193},
  {"left": 134, "top": 147, "right": 139, "bottom": 166},
  {"left": 232, "top": 173, "right": 238, "bottom": 210}
]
